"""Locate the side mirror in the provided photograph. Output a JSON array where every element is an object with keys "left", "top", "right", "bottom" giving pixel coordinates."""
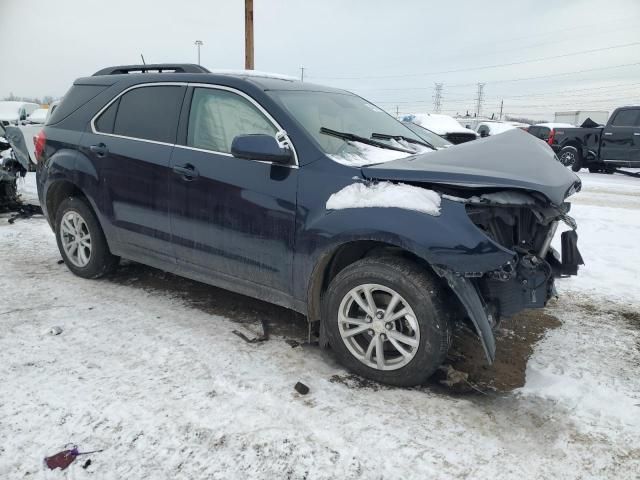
[{"left": 231, "top": 134, "right": 292, "bottom": 164}]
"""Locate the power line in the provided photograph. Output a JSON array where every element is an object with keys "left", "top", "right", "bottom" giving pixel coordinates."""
[
  {"left": 356, "top": 62, "right": 640, "bottom": 92},
  {"left": 309, "top": 42, "right": 640, "bottom": 80}
]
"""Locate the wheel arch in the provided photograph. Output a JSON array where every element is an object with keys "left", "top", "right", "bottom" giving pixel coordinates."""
[
  {"left": 306, "top": 239, "right": 458, "bottom": 328},
  {"left": 45, "top": 180, "right": 91, "bottom": 230}
]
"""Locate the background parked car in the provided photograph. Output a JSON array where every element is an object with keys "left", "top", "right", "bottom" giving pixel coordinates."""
[
  {"left": 0, "top": 101, "right": 40, "bottom": 126},
  {"left": 401, "top": 121, "right": 453, "bottom": 149},
  {"left": 527, "top": 122, "right": 575, "bottom": 146},
  {"left": 552, "top": 106, "right": 640, "bottom": 172},
  {"left": 476, "top": 121, "right": 517, "bottom": 137},
  {"left": 26, "top": 108, "right": 48, "bottom": 124},
  {"left": 401, "top": 113, "right": 477, "bottom": 144}
]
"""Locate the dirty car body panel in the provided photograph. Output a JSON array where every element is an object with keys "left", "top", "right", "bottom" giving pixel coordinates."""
[{"left": 36, "top": 67, "right": 582, "bottom": 366}]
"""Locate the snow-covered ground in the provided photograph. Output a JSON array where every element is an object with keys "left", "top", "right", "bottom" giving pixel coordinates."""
[{"left": 1, "top": 172, "right": 639, "bottom": 479}]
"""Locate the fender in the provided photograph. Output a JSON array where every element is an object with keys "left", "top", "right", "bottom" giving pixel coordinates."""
[
  {"left": 40, "top": 148, "right": 118, "bottom": 248},
  {"left": 298, "top": 199, "right": 515, "bottom": 362}
]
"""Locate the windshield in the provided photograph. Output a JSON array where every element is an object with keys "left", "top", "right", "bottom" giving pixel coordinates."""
[
  {"left": 402, "top": 122, "right": 451, "bottom": 148},
  {"left": 270, "top": 90, "right": 430, "bottom": 166}
]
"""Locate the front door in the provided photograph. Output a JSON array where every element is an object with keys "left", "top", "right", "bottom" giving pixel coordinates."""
[
  {"left": 601, "top": 108, "right": 640, "bottom": 164},
  {"left": 83, "top": 84, "right": 186, "bottom": 261},
  {"left": 169, "top": 86, "right": 297, "bottom": 293}
]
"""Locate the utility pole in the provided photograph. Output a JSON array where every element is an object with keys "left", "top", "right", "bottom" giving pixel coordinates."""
[
  {"left": 194, "top": 40, "right": 203, "bottom": 65},
  {"left": 300, "top": 67, "right": 305, "bottom": 82},
  {"left": 499, "top": 99, "right": 504, "bottom": 120},
  {"left": 433, "top": 83, "right": 443, "bottom": 113},
  {"left": 475, "top": 83, "right": 485, "bottom": 118},
  {"left": 396, "top": 105, "right": 399, "bottom": 117},
  {"left": 245, "top": 0, "right": 254, "bottom": 70}
]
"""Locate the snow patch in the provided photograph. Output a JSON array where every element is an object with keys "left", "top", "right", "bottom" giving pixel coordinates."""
[{"left": 326, "top": 182, "right": 441, "bottom": 216}]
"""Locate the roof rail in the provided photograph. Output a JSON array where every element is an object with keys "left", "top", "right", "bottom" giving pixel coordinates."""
[{"left": 92, "top": 64, "right": 211, "bottom": 76}]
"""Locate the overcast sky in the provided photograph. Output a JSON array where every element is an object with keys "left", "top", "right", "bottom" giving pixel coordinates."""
[{"left": 1, "top": 0, "right": 639, "bottom": 120}]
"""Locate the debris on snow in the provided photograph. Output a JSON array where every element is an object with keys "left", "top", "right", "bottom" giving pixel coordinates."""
[
  {"left": 44, "top": 445, "right": 103, "bottom": 471},
  {"left": 294, "top": 382, "right": 310, "bottom": 395},
  {"left": 326, "top": 181, "right": 441, "bottom": 215},
  {"left": 43, "top": 325, "right": 63, "bottom": 336},
  {"left": 232, "top": 319, "right": 269, "bottom": 344},
  {"left": 438, "top": 365, "right": 469, "bottom": 388}
]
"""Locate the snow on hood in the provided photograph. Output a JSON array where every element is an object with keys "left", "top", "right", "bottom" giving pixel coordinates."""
[
  {"left": 326, "top": 181, "right": 441, "bottom": 216},
  {"left": 328, "top": 140, "right": 432, "bottom": 167},
  {"left": 402, "top": 113, "right": 478, "bottom": 136}
]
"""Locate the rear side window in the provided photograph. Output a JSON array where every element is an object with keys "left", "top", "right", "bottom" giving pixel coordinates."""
[
  {"left": 97, "top": 85, "right": 185, "bottom": 143},
  {"left": 187, "top": 87, "right": 277, "bottom": 153},
  {"left": 611, "top": 109, "right": 639, "bottom": 127}
]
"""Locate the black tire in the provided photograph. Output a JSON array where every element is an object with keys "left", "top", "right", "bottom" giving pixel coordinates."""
[
  {"left": 55, "top": 196, "right": 119, "bottom": 279},
  {"left": 323, "top": 256, "right": 451, "bottom": 387},
  {"left": 558, "top": 146, "right": 582, "bottom": 171}
]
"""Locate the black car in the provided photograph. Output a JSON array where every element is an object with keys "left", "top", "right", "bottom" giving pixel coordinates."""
[
  {"left": 36, "top": 64, "right": 583, "bottom": 386},
  {"left": 551, "top": 107, "right": 640, "bottom": 172}
]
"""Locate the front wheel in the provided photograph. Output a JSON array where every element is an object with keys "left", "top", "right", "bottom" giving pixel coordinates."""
[{"left": 323, "top": 257, "right": 451, "bottom": 386}]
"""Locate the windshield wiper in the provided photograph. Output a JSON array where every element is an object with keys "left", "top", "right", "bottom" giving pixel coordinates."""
[
  {"left": 319, "top": 127, "right": 415, "bottom": 154},
  {"left": 371, "top": 132, "right": 435, "bottom": 150}
]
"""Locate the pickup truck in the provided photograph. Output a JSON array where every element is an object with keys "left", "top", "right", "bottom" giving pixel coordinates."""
[{"left": 551, "top": 106, "right": 640, "bottom": 172}]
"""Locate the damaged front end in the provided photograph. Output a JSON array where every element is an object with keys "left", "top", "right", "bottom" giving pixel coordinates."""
[
  {"left": 0, "top": 154, "right": 25, "bottom": 211},
  {"left": 361, "top": 130, "right": 584, "bottom": 363},
  {"left": 437, "top": 188, "right": 583, "bottom": 362}
]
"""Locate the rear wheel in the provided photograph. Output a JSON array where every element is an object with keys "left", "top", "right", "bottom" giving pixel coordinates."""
[
  {"left": 55, "top": 197, "right": 119, "bottom": 278},
  {"left": 323, "top": 257, "right": 451, "bottom": 386},
  {"left": 558, "top": 146, "right": 582, "bottom": 171}
]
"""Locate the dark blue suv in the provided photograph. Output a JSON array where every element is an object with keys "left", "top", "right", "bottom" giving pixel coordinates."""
[{"left": 36, "top": 64, "right": 582, "bottom": 386}]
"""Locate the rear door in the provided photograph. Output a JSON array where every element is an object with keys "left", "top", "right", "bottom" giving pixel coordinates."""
[
  {"left": 601, "top": 108, "right": 640, "bottom": 163},
  {"left": 169, "top": 85, "right": 297, "bottom": 294},
  {"left": 81, "top": 83, "right": 186, "bottom": 261}
]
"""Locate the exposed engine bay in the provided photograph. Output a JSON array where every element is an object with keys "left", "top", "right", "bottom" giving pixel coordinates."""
[{"left": 457, "top": 189, "right": 583, "bottom": 323}]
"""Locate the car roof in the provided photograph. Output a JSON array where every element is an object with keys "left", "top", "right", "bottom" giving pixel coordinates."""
[{"left": 78, "top": 65, "right": 346, "bottom": 94}]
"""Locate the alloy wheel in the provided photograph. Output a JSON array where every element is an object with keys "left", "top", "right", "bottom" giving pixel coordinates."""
[
  {"left": 337, "top": 283, "right": 420, "bottom": 371},
  {"left": 60, "top": 210, "right": 92, "bottom": 267}
]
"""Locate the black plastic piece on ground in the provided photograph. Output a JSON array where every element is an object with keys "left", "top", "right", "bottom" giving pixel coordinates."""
[{"left": 294, "top": 382, "right": 310, "bottom": 395}]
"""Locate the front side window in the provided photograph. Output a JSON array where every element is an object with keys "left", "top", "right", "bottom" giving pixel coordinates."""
[
  {"left": 611, "top": 109, "right": 639, "bottom": 127},
  {"left": 187, "top": 88, "right": 277, "bottom": 153},
  {"left": 95, "top": 85, "right": 185, "bottom": 143}
]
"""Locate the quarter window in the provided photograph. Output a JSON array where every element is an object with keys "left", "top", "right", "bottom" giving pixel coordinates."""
[
  {"left": 187, "top": 88, "right": 277, "bottom": 153},
  {"left": 95, "top": 85, "right": 185, "bottom": 143}
]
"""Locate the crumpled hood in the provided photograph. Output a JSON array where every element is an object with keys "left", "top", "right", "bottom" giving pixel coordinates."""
[
  {"left": 3, "top": 125, "right": 39, "bottom": 171},
  {"left": 361, "top": 129, "right": 581, "bottom": 206}
]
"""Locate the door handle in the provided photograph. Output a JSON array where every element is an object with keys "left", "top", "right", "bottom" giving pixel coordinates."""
[
  {"left": 634, "top": 133, "right": 640, "bottom": 136},
  {"left": 172, "top": 163, "right": 199, "bottom": 180},
  {"left": 89, "top": 143, "right": 108, "bottom": 157},
  {"left": 603, "top": 132, "right": 613, "bottom": 136}
]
